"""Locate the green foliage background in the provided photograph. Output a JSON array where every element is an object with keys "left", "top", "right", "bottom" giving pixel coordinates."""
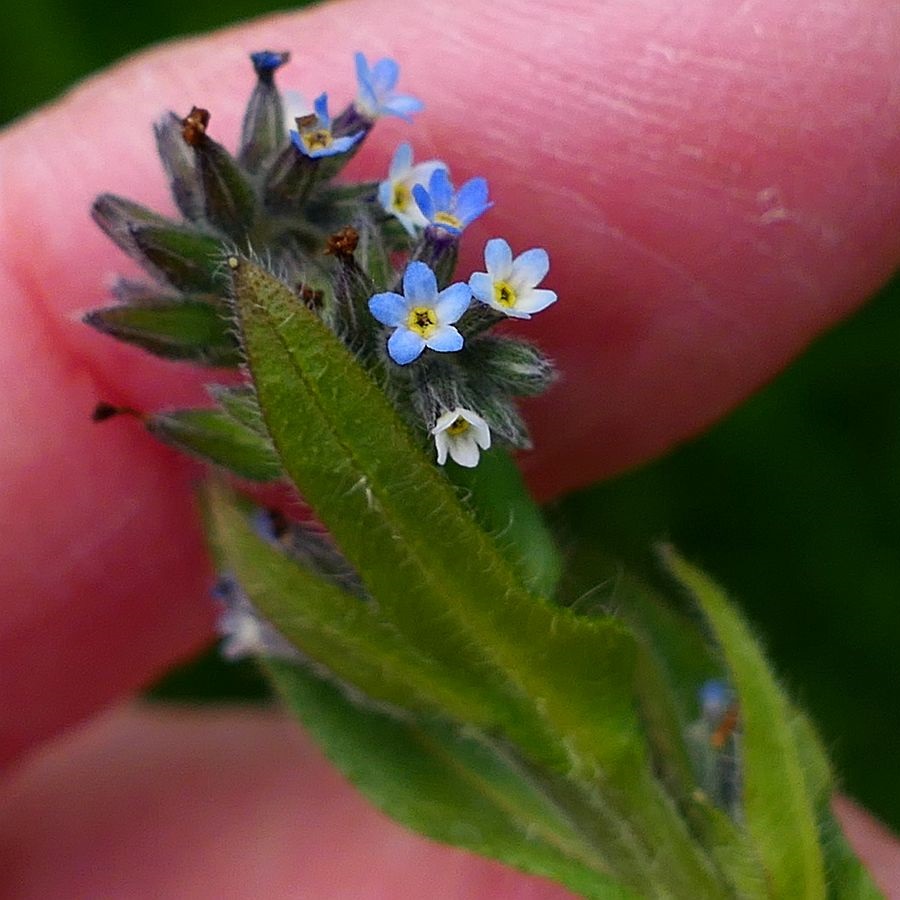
[{"left": 3, "top": 0, "right": 898, "bottom": 831}]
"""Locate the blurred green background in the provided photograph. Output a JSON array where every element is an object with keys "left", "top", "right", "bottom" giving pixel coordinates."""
[{"left": 3, "top": 0, "right": 898, "bottom": 831}]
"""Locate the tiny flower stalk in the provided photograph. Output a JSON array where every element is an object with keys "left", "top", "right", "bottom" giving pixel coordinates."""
[{"left": 85, "top": 49, "right": 875, "bottom": 900}]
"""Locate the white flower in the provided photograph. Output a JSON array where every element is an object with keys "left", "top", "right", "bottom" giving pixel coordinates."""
[
  {"left": 431, "top": 408, "right": 491, "bottom": 468},
  {"left": 469, "top": 238, "right": 558, "bottom": 319},
  {"left": 378, "top": 143, "right": 448, "bottom": 235}
]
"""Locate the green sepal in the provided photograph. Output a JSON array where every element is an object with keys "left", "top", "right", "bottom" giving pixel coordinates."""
[
  {"left": 239, "top": 74, "right": 287, "bottom": 173},
  {"left": 664, "top": 548, "right": 828, "bottom": 898},
  {"left": 129, "top": 223, "right": 224, "bottom": 293},
  {"left": 147, "top": 408, "right": 281, "bottom": 481},
  {"left": 193, "top": 133, "right": 257, "bottom": 239},
  {"left": 266, "top": 658, "right": 638, "bottom": 900},
  {"left": 91, "top": 194, "right": 170, "bottom": 259},
  {"left": 84, "top": 298, "right": 239, "bottom": 366},
  {"left": 465, "top": 336, "right": 557, "bottom": 397},
  {"left": 154, "top": 112, "right": 205, "bottom": 221}
]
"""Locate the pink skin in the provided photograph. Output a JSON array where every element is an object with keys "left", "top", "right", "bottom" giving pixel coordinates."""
[{"left": 0, "top": 0, "right": 898, "bottom": 894}]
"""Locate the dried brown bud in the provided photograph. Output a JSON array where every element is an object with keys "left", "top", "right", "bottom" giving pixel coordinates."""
[
  {"left": 181, "top": 107, "right": 211, "bottom": 147},
  {"left": 325, "top": 226, "right": 359, "bottom": 259}
]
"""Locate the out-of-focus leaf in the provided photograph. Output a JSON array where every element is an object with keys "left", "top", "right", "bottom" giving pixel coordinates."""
[
  {"left": 664, "top": 549, "right": 827, "bottom": 899},
  {"left": 84, "top": 298, "right": 238, "bottom": 365},
  {"left": 449, "top": 449, "right": 562, "bottom": 598},
  {"left": 147, "top": 408, "right": 281, "bottom": 481},
  {"left": 266, "top": 658, "right": 637, "bottom": 900}
]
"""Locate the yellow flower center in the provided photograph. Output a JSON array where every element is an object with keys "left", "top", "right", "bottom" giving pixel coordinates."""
[
  {"left": 392, "top": 182, "right": 412, "bottom": 212},
  {"left": 302, "top": 128, "right": 333, "bottom": 152},
  {"left": 493, "top": 280, "right": 517, "bottom": 308},
  {"left": 446, "top": 416, "right": 470, "bottom": 437},
  {"left": 407, "top": 306, "right": 437, "bottom": 337},
  {"left": 433, "top": 211, "right": 463, "bottom": 230}
]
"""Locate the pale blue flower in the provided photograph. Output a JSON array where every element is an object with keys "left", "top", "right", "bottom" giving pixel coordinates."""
[
  {"left": 469, "top": 238, "right": 557, "bottom": 319},
  {"left": 354, "top": 52, "right": 423, "bottom": 121},
  {"left": 432, "top": 408, "right": 491, "bottom": 467},
  {"left": 413, "top": 169, "right": 492, "bottom": 235},
  {"left": 369, "top": 261, "right": 470, "bottom": 365},
  {"left": 378, "top": 143, "right": 448, "bottom": 235},
  {"left": 290, "top": 93, "right": 364, "bottom": 158}
]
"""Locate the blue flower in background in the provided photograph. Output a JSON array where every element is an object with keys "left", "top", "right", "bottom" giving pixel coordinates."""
[
  {"left": 290, "top": 93, "right": 364, "bottom": 158},
  {"left": 413, "top": 169, "right": 492, "bottom": 235},
  {"left": 469, "top": 238, "right": 557, "bottom": 319},
  {"left": 369, "top": 261, "right": 471, "bottom": 365},
  {"left": 378, "top": 143, "right": 448, "bottom": 235},
  {"left": 250, "top": 50, "right": 289, "bottom": 76},
  {"left": 354, "top": 52, "right": 424, "bottom": 121}
]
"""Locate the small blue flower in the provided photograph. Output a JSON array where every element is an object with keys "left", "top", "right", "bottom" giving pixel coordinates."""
[
  {"left": 413, "top": 169, "right": 492, "bottom": 235},
  {"left": 354, "top": 52, "right": 424, "bottom": 122},
  {"left": 469, "top": 238, "right": 558, "bottom": 319},
  {"left": 250, "top": 50, "right": 289, "bottom": 76},
  {"left": 369, "top": 261, "right": 471, "bottom": 365},
  {"left": 290, "top": 93, "right": 364, "bottom": 158},
  {"left": 378, "top": 143, "right": 448, "bottom": 235}
]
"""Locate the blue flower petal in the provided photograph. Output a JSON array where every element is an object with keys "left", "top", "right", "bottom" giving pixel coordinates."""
[
  {"left": 368, "top": 292, "right": 408, "bottom": 326},
  {"left": 389, "top": 142, "right": 414, "bottom": 177},
  {"left": 428, "top": 169, "right": 454, "bottom": 211},
  {"left": 370, "top": 57, "right": 399, "bottom": 93},
  {"left": 468, "top": 272, "right": 494, "bottom": 304},
  {"left": 425, "top": 325, "right": 464, "bottom": 353},
  {"left": 382, "top": 94, "right": 424, "bottom": 121},
  {"left": 330, "top": 132, "right": 365, "bottom": 154},
  {"left": 403, "top": 261, "right": 438, "bottom": 304},
  {"left": 354, "top": 52, "right": 370, "bottom": 84},
  {"left": 377, "top": 180, "right": 393, "bottom": 212},
  {"left": 483, "top": 238, "right": 512, "bottom": 277},
  {"left": 434, "top": 282, "right": 471, "bottom": 323},
  {"left": 512, "top": 248, "right": 550, "bottom": 287},
  {"left": 313, "top": 93, "right": 330, "bottom": 126},
  {"left": 412, "top": 184, "right": 435, "bottom": 222},
  {"left": 388, "top": 327, "right": 425, "bottom": 364},
  {"left": 455, "top": 177, "right": 491, "bottom": 225}
]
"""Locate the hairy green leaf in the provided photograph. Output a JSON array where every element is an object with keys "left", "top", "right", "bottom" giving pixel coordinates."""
[{"left": 207, "top": 483, "right": 517, "bottom": 728}]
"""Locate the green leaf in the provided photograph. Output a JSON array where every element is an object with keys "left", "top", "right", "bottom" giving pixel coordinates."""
[
  {"left": 228, "top": 258, "right": 731, "bottom": 897},
  {"left": 84, "top": 299, "right": 239, "bottom": 365},
  {"left": 147, "top": 408, "right": 281, "bottom": 481},
  {"left": 664, "top": 548, "right": 827, "bottom": 899},
  {"left": 448, "top": 450, "right": 562, "bottom": 598},
  {"left": 229, "top": 255, "right": 642, "bottom": 777},
  {"left": 206, "top": 483, "right": 518, "bottom": 729},
  {"left": 266, "top": 658, "right": 638, "bottom": 900}
]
